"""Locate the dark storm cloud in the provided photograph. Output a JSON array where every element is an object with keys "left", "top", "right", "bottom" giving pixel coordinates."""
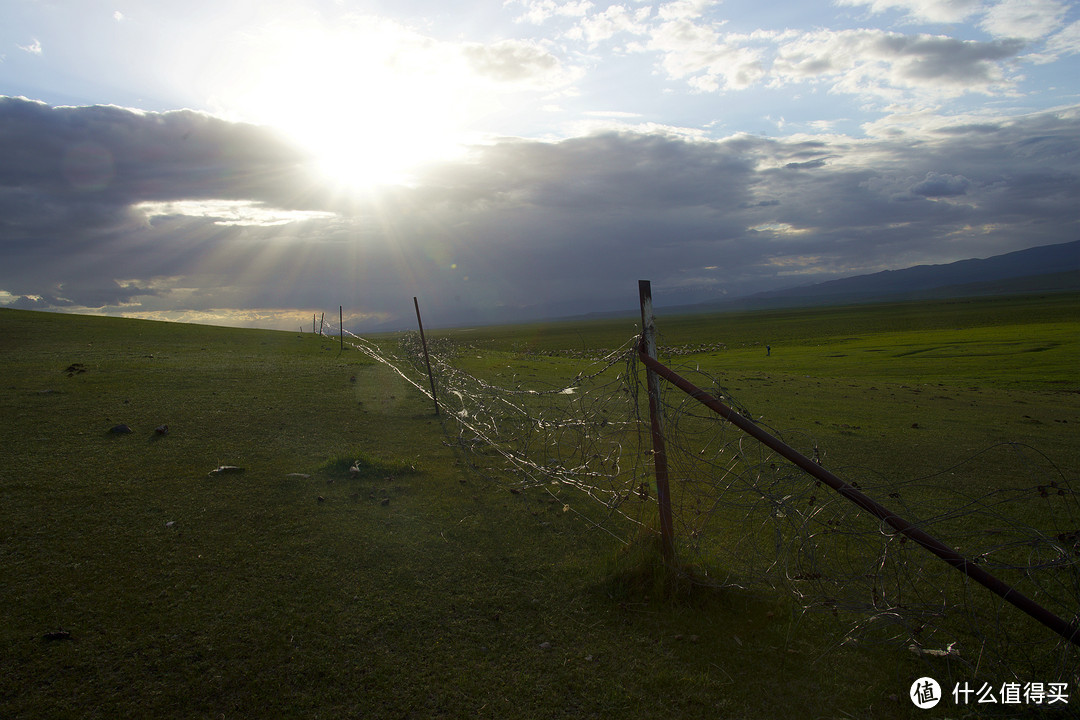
[
  {"left": 0, "top": 97, "right": 312, "bottom": 204},
  {"left": 0, "top": 96, "right": 325, "bottom": 306},
  {"left": 910, "top": 173, "right": 972, "bottom": 198},
  {"left": 1, "top": 95, "right": 1078, "bottom": 328}
]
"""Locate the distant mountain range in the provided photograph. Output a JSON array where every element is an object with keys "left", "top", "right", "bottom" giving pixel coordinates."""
[{"left": 673, "top": 239, "right": 1080, "bottom": 314}]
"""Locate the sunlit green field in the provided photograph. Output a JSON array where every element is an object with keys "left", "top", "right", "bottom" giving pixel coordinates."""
[{"left": 1, "top": 294, "right": 1077, "bottom": 719}]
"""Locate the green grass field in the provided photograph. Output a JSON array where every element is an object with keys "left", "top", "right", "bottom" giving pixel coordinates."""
[{"left": 1, "top": 294, "right": 1077, "bottom": 718}]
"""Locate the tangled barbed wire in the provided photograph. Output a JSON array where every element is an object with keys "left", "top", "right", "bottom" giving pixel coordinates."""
[{"left": 334, "top": 324, "right": 1079, "bottom": 685}]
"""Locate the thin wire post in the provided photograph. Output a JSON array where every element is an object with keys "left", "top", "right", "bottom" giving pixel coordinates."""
[
  {"left": 638, "top": 280, "right": 675, "bottom": 562},
  {"left": 339, "top": 306, "right": 343, "bottom": 352},
  {"left": 413, "top": 297, "right": 439, "bottom": 416}
]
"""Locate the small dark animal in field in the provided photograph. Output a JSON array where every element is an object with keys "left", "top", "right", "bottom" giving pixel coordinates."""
[
  {"left": 108, "top": 423, "right": 133, "bottom": 435},
  {"left": 154, "top": 424, "right": 169, "bottom": 436},
  {"left": 43, "top": 629, "right": 72, "bottom": 641}
]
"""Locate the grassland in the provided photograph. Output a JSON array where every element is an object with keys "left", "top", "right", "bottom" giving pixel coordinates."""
[{"left": 1, "top": 294, "right": 1077, "bottom": 719}]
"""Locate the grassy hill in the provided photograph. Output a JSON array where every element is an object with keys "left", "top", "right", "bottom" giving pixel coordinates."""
[{"left": 1, "top": 298, "right": 1077, "bottom": 718}]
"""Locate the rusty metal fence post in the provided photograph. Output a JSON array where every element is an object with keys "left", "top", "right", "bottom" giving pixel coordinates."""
[
  {"left": 638, "top": 280, "right": 675, "bottom": 562},
  {"left": 635, "top": 280, "right": 1079, "bottom": 648},
  {"left": 414, "top": 297, "right": 440, "bottom": 416}
]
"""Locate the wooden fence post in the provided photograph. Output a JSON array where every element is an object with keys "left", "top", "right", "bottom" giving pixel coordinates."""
[
  {"left": 339, "top": 306, "right": 343, "bottom": 352},
  {"left": 413, "top": 297, "right": 439, "bottom": 416},
  {"left": 638, "top": 280, "right": 675, "bottom": 562}
]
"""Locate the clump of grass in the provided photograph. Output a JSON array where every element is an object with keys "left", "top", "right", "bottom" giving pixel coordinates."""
[
  {"left": 607, "top": 528, "right": 715, "bottom": 603},
  {"left": 319, "top": 448, "right": 420, "bottom": 480}
]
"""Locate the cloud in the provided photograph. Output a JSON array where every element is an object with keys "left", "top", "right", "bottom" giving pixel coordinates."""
[
  {"left": 461, "top": 39, "right": 577, "bottom": 86},
  {"left": 834, "top": 0, "right": 982, "bottom": 24},
  {"left": 773, "top": 30, "right": 1024, "bottom": 97},
  {"left": 1044, "top": 20, "right": 1080, "bottom": 58},
  {"left": 980, "top": 0, "right": 1069, "bottom": 41},
  {"left": 910, "top": 171, "right": 973, "bottom": 197},
  {"left": 0, "top": 97, "right": 317, "bottom": 206},
  {"left": 1, "top": 96, "right": 1078, "bottom": 329},
  {"left": 644, "top": 22, "right": 769, "bottom": 91},
  {"left": 565, "top": 4, "right": 651, "bottom": 45},
  {"left": 656, "top": 0, "right": 720, "bottom": 21},
  {"left": 18, "top": 38, "right": 43, "bottom": 55},
  {"left": 510, "top": 0, "right": 594, "bottom": 25},
  {"left": 137, "top": 200, "right": 336, "bottom": 227},
  {"left": 618, "top": 13, "right": 1025, "bottom": 100}
]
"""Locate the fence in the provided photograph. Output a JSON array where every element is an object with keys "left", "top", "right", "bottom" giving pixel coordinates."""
[{"left": 322, "top": 283, "right": 1080, "bottom": 685}]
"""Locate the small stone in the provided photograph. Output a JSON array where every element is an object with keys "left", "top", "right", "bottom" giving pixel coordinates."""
[
  {"left": 165, "top": 521, "right": 175, "bottom": 527},
  {"left": 108, "top": 423, "right": 133, "bottom": 434},
  {"left": 207, "top": 465, "right": 244, "bottom": 477},
  {"left": 380, "top": 498, "right": 390, "bottom": 506},
  {"left": 285, "top": 473, "right": 310, "bottom": 479},
  {"left": 154, "top": 424, "right": 169, "bottom": 435},
  {"left": 539, "top": 642, "right": 552, "bottom": 651},
  {"left": 317, "top": 496, "right": 325, "bottom": 504}
]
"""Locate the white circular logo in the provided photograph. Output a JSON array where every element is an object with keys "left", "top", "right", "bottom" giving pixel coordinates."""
[{"left": 910, "top": 677, "right": 942, "bottom": 709}]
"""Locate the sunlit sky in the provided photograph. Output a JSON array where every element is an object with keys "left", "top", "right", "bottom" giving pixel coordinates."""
[{"left": 1, "top": 0, "right": 1078, "bottom": 329}]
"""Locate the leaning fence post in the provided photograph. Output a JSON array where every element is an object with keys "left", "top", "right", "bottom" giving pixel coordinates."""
[
  {"left": 638, "top": 280, "right": 675, "bottom": 562},
  {"left": 413, "top": 297, "right": 439, "bottom": 416},
  {"left": 319, "top": 312, "right": 324, "bottom": 336}
]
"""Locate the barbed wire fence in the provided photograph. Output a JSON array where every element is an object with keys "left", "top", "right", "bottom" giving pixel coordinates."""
[{"left": 320, "top": 313, "right": 1079, "bottom": 687}]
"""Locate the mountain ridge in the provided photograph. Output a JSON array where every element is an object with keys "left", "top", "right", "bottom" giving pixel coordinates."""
[{"left": 666, "top": 240, "right": 1080, "bottom": 315}]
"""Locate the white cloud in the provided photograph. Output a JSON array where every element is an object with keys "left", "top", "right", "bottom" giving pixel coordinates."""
[
  {"left": 639, "top": 22, "right": 1023, "bottom": 99},
  {"left": 18, "top": 38, "right": 43, "bottom": 55},
  {"left": 656, "top": 0, "right": 719, "bottom": 21},
  {"left": 462, "top": 39, "right": 579, "bottom": 87},
  {"left": 1044, "top": 20, "right": 1080, "bottom": 58},
  {"left": 834, "top": 0, "right": 982, "bottom": 24},
  {"left": 566, "top": 4, "right": 650, "bottom": 44},
  {"left": 137, "top": 200, "right": 336, "bottom": 227},
  {"left": 510, "top": 0, "right": 595, "bottom": 24},
  {"left": 646, "top": 21, "right": 769, "bottom": 91},
  {"left": 772, "top": 30, "right": 1024, "bottom": 98},
  {"left": 980, "top": 0, "right": 1069, "bottom": 40}
]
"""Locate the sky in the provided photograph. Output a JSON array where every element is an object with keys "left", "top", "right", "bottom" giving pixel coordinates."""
[{"left": 1, "top": 0, "right": 1078, "bottom": 330}]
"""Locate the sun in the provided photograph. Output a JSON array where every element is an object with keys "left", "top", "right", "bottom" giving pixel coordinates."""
[{"left": 221, "top": 15, "right": 476, "bottom": 189}]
